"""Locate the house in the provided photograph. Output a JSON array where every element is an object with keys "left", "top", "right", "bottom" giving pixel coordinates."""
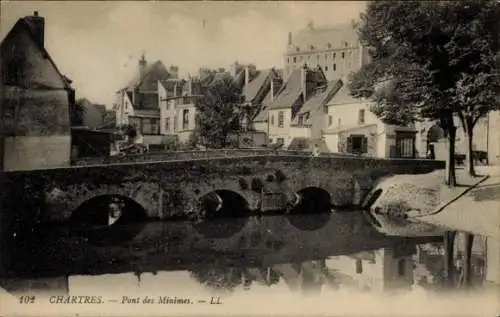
[
  {"left": 239, "top": 68, "right": 283, "bottom": 134},
  {"left": 0, "top": 11, "right": 75, "bottom": 171},
  {"left": 288, "top": 79, "right": 342, "bottom": 151},
  {"left": 283, "top": 21, "right": 370, "bottom": 82},
  {"left": 267, "top": 65, "right": 327, "bottom": 147},
  {"left": 77, "top": 98, "right": 107, "bottom": 129},
  {"left": 415, "top": 115, "right": 491, "bottom": 162},
  {"left": 158, "top": 77, "right": 203, "bottom": 144},
  {"left": 324, "top": 248, "right": 414, "bottom": 293},
  {"left": 114, "top": 55, "right": 177, "bottom": 144},
  {"left": 323, "top": 83, "right": 417, "bottom": 158}
]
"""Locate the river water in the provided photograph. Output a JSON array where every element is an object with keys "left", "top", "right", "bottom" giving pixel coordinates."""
[{"left": 0, "top": 211, "right": 496, "bottom": 316}]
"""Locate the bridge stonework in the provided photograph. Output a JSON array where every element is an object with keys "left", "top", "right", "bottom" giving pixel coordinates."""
[{"left": 1, "top": 155, "right": 444, "bottom": 224}]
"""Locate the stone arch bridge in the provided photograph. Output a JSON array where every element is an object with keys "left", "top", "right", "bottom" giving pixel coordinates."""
[{"left": 1, "top": 153, "right": 443, "bottom": 228}]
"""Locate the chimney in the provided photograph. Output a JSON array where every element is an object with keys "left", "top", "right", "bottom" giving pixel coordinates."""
[
  {"left": 301, "top": 65, "right": 307, "bottom": 101},
  {"left": 169, "top": 66, "right": 179, "bottom": 79},
  {"left": 24, "top": 11, "right": 45, "bottom": 49},
  {"left": 288, "top": 32, "right": 292, "bottom": 46},
  {"left": 139, "top": 53, "right": 147, "bottom": 77},
  {"left": 245, "top": 66, "right": 250, "bottom": 86},
  {"left": 270, "top": 74, "right": 274, "bottom": 102}
]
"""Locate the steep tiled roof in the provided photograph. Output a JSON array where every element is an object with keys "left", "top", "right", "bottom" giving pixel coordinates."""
[
  {"left": 288, "top": 23, "right": 359, "bottom": 54},
  {"left": 121, "top": 60, "right": 171, "bottom": 92},
  {"left": 243, "top": 69, "right": 269, "bottom": 102},
  {"left": 159, "top": 78, "right": 185, "bottom": 97},
  {"left": 267, "top": 69, "right": 303, "bottom": 110},
  {"left": 1, "top": 15, "right": 73, "bottom": 91},
  {"left": 299, "top": 80, "right": 341, "bottom": 114},
  {"left": 326, "top": 83, "right": 363, "bottom": 106},
  {"left": 267, "top": 67, "right": 326, "bottom": 111}
]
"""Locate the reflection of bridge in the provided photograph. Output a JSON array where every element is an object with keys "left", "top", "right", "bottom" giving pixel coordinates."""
[{"left": 1, "top": 213, "right": 439, "bottom": 293}]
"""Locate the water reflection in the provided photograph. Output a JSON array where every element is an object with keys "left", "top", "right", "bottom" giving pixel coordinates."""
[{"left": 0, "top": 212, "right": 496, "bottom": 299}]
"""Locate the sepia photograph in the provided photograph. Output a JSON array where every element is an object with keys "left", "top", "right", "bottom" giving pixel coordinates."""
[{"left": 0, "top": 0, "right": 499, "bottom": 316}]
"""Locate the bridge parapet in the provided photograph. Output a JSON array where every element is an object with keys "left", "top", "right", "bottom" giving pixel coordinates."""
[{"left": 71, "top": 149, "right": 429, "bottom": 166}]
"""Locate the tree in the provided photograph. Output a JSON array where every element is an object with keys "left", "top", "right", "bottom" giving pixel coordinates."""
[
  {"left": 194, "top": 73, "right": 243, "bottom": 148},
  {"left": 69, "top": 98, "right": 86, "bottom": 126},
  {"left": 348, "top": 0, "right": 500, "bottom": 185}
]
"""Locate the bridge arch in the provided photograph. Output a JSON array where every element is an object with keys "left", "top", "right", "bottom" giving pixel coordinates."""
[
  {"left": 68, "top": 194, "right": 148, "bottom": 226},
  {"left": 66, "top": 194, "right": 149, "bottom": 246},
  {"left": 192, "top": 189, "right": 251, "bottom": 239},
  {"left": 287, "top": 187, "right": 332, "bottom": 231}
]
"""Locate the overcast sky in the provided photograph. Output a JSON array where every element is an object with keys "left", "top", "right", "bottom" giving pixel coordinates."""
[{"left": 1, "top": 1, "right": 367, "bottom": 107}]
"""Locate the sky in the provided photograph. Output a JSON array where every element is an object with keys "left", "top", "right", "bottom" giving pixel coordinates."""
[{"left": 1, "top": 1, "right": 367, "bottom": 107}]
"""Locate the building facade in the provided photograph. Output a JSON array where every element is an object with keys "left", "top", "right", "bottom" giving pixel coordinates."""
[
  {"left": 283, "top": 21, "right": 369, "bottom": 82},
  {"left": 267, "top": 65, "right": 327, "bottom": 147},
  {"left": 0, "top": 11, "right": 75, "bottom": 171},
  {"left": 323, "top": 84, "right": 417, "bottom": 158},
  {"left": 114, "top": 56, "right": 177, "bottom": 144}
]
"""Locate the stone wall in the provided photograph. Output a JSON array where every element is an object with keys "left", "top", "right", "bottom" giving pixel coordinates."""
[{"left": 1, "top": 154, "right": 445, "bottom": 226}]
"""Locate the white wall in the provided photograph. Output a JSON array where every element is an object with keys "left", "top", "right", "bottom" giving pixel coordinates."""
[
  {"left": 268, "top": 108, "right": 293, "bottom": 146},
  {"left": 253, "top": 122, "right": 268, "bottom": 135},
  {"left": 290, "top": 126, "right": 310, "bottom": 139},
  {"left": 488, "top": 111, "right": 500, "bottom": 165},
  {"left": 3, "top": 136, "right": 71, "bottom": 171},
  {"left": 326, "top": 101, "right": 380, "bottom": 129}
]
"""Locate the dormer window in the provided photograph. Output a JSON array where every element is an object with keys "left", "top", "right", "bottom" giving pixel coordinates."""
[
  {"left": 296, "top": 47, "right": 300, "bottom": 52},
  {"left": 345, "top": 41, "right": 348, "bottom": 47},
  {"left": 310, "top": 45, "right": 315, "bottom": 50},
  {"left": 327, "top": 43, "right": 332, "bottom": 49}
]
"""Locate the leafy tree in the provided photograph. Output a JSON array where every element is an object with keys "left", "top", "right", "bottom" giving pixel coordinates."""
[
  {"left": 194, "top": 73, "right": 243, "bottom": 148},
  {"left": 69, "top": 98, "right": 86, "bottom": 126},
  {"left": 348, "top": 0, "right": 500, "bottom": 185}
]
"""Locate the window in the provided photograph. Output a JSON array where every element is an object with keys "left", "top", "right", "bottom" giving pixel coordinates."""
[
  {"left": 398, "top": 259, "right": 406, "bottom": 276},
  {"left": 328, "top": 115, "right": 333, "bottom": 126},
  {"left": 358, "top": 109, "right": 365, "bottom": 124},
  {"left": 300, "top": 56, "right": 304, "bottom": 61},
  {"left": 271, "top": 115, "right": 275, "bottom": 125},
  {"left": 347, "top": 135, "right": 368, "bottom": 154},
  {"left": 333, "top": 52, "right": 336, "bottom": 58},
  {"left": 174, "top": 115, "right": 178, "bottom": 131},
  {"left": 327, "top": 43, "right": 332, "bottom": 49},
  {"left": 183, "top": 96, "right": 191, "bottom": 104},
  {"left": 293, "top": 57, "right": 297, "bottom": 63},
  {"left": 355, "top": 259, "right": 363, "bottom": 274},
  {"left": 182, "top": 109, "right": 189, "bottom": 130},
  {"left": 324, "top": 54, "right": 328, "bottom": 60},
  {"left": 333, "top": 63, "right": 337, "bottom": 71},
  {"left": 287, "top": 57, "right": 290, "bottom": 64},
  {"left": 298, "top": 115, "right": 304, "bottom": 126},
  {"left": 398, "top": 137, "right": 415, "bottom": 158},
  {"left": 345, "top": 41, "right": 348, "bottom": 47},
  {"left": 142, "top": 118, "right": 159, "bottom": 135},
  {"left": 325, "top": 66, "right": 329, "bottom": 71},
  {"left": 277, "top": 138, "right": 284, "bottom": 145},
  {"left": 338, "top": 118, "right": 342, "bottom": 127},
  {"left": 165, "top": 117, "right": 170, "bottom": 132},
  {"left": 296, "top": 47, "right": 300, "bottom": 52},
  {"left": 278, "top": 111, "right": 284, "bottom": 128},
  {"left": 342, "top": 52, "right": 345, "bottom": 59},
  {"left": 316, "top": 54, "right": 320, "bottom": 60}
]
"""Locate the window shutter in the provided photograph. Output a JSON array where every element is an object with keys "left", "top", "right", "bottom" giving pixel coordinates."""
[
  {"left": 346, "top": 136, "right": 353, "bottom": 153},
  {"left": 361, "top": 136, "right": 368, "bottom": 153}
]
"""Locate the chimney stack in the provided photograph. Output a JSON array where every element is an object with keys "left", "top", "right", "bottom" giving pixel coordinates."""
[
  {"left": 301, "top": 64, "right": 307, "bottom": 101},
  {"left": 169, "top": 66, "right": 179, "bottom": 79},
  {"left": 139, "top": 53, "right": 147, "bottom": 77},
  {"left": 270, "top": 73, "right": 274, "bottom": 102},
  {"left": 245, "top": 66, "right": 250, "bottom": 86},
  {"left": 24, "top": 11, "right": 45, "bottom": 49}
]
